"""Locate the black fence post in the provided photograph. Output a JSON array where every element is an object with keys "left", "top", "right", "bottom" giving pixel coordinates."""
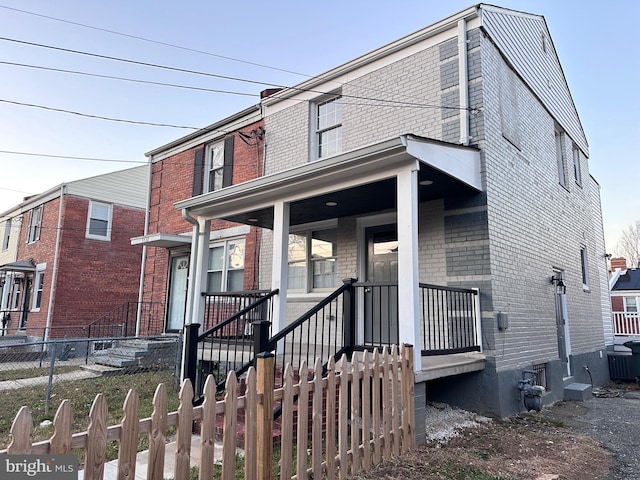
[
  {"left": 184, "top": 323, "right": 201, "bottom": 389},
  {"left": 342, "top": 278, "right": 357, "bottom": 354},
  {"left": 253, "top": 320, "right": 272, "bottom": 359}
]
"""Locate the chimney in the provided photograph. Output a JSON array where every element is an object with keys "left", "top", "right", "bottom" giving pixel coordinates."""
[
  {"left": 260, "top": 88, "right": 283, "bottom": 99},
  {"left": 611, "top": 257, "right": 627, "bottom": 271}
]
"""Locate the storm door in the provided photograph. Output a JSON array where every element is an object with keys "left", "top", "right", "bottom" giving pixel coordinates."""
[
  {"left": 166, "top": 255, "right": 189, "bottom": 332},
  {"left": 363, "top": 224, "right": 399, "bottom": 345}
]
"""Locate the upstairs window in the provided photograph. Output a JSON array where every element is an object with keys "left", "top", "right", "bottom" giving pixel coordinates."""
[
  {"left": 207, "top": 238, "right": 245, "bottom": 292},
  {"left": 315, "top": 95, "right": 342, "bottom": 159},
  {"left": 288, "top": 225, "right": 338, "bottom": 292},
  {"left": 580, "top": 247, "right": 590, "bottom": 291},
  {"left": 27, "top": 206, "right": 43, "bottom": 243},
  {"left": 86, "top": 201, "right": 112, "bottom": 240},
  {"left": 572, "top": 144, "right": 582, "bottom": 186},
  {"left": 624, "top": 297, "right": 639, "bottom": 313},
  {"left": 2, "top": 218, "right": 11, "bottom": 250},
  {"left": 205, "top": 141, "right": 225, "bottom": 192},
  {"left": 555, "top": 129, "right": 566, "bottom": 187}
]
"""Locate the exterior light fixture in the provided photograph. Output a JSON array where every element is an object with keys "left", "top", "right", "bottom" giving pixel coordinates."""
[
  {"left": 247, "top": 218, "right": 258, "bottom": 223},
  {"left": 325, "top": 201, "right": 338, "bottom": 207},
  {"left": 419, "top": 179, "right": 434, "bottom": 186},
  {"left": 550, "top": 275, "right": 566, "bottom": 294}
]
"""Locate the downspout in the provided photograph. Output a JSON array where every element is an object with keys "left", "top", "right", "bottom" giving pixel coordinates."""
[
  {"left": 44, "top": 185, "right": 65, "bottom": 342},
  {"left": 135, "top": 157, "right": 153, "bottom": 336},
  {"left": 458, "top": 18, "right": 470, "bottom": 146},
  {"left": 180, "top": 208, "right": 199, "bottom": 382}
]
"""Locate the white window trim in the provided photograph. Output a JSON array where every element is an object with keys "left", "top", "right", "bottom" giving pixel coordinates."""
[
  {"left": 2, "top": 218, "right": 11, "bottom": 251},
  {"left": 31, "top": 263, "right": 46, "bottom": 312},
  {"left": 86, "top": 200, "right": 113, "bottom": 241},
  {"left": 10, "top": 274, "right": 22, "bottom": 310},
  {"left": 207, "top": 236, "right": 246, "bottom": 293},
  {"left": 288, "top": 219, "right": 338, "bottom": 294},
  {"left": 572, "top": 144, "right": 582, "bottom": 187},
  {"left": 204, "top": 140, "right": 225, "bottom": 193},
  {"left": 580, "top": 247, "right": 590, "bottom": 291},
  {"left": 27, "top": 206, "right": 43, "bottom": 244},
  {"left": 311, "top": 93, "right": 342, "bottom": 161},
  {"left": 624, "top": 296, "right": 639, "bottom": 313},
  {"left": 555, "top": 129, "right": 567, "bottom": 188}
]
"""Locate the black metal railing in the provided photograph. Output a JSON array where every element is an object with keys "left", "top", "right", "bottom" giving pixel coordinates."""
[
  {"left": 354, "top": 282, "right": 399, "bottom": 348},
  {"left": 419, "top": 283, "right": 480, "bottom": 355},
  {"left": 84, "top": 302, "right": 164, "bottom": 340},
  {"left": 189, "top": 290, "right": 277, "bottom": 397}
]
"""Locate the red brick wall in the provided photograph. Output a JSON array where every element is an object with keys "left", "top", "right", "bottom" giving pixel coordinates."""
[
  {"left": 15, "top": 195, "right": 145, "bottom": 338},
  {"left": 611, "top": 296, "right": 624, "bottom": 312},
  {"left": 142, "top": 120, "right": 265, "bottom": 333}
]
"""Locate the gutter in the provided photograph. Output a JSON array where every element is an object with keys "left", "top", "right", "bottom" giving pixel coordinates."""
[{"left": 135, "top": 158, "right": 153, "bottom": 336}]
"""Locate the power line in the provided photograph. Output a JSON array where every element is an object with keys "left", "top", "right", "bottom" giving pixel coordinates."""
[
  {"left": 0, "top": 36, "right": 477, "bottom": 111},
  {"left": 0, "top": 150, "right": 146, "bottom": 164},
  {"left": 0, "top": 61, "right": 257, "bottom": 97},
  {"left": 0, "top": 99, "right": 201, "bottom": 129},
  {"left": 0, "top": 4, "right": 311, "bottom": 78}
]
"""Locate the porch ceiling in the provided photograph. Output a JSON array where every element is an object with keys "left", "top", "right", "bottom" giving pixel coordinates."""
[{"left": 175, "top": 135, "right": 481, "bottom": 229}]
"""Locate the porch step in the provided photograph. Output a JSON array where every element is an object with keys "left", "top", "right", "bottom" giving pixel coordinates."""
[
  {"left": 415, "top": 352, "right": 486, "bottom": 382},
  {"left": 93, "top": 338, "right": 178, "bottom": 369},
  {"left": 0, "top": 334, "right": 28, "bottom": 347},
  {"left": 564, "top": 383, "right": 592, "bottom": 401}
]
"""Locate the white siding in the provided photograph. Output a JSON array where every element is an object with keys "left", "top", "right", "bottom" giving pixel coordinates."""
[{"left": 66, "top": 166, "right": 149, "bottom": 208}]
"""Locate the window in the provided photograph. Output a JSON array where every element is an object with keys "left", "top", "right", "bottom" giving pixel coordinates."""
[
  {"left": 2, "top": 218, "right": 11, "bottom": 250},
  {"left": 207, "top": 238, "right": 245, "bottom": 292},
  {"left": 572, "top": 144, "right": 582, "bottom": 186},
  {"left": 27, "top": 206, "right": 42, "bottom": 243},
  {"left": 10, "top": 277, "right": 21, "bottom": 310},
  {"left": 624, "top": 297, "right": 639, "bottom": 313},
  {"left": 580, "top": 247, "right": 590, "bottom": 290},
  {"left": 86, "top": 201, "right": 112, "bottom": 240},
  {"left": 288, "top": 226, "right": 338, "bottom": 292},
  {"left": 315, "top": 95, "right": 342, "bottom": 159},
  {"left": 32, "top": 265, "right": 46, "bottom": 311},
  {"left": 205, "top": 141, "right": 225, "bottom": 192},
  {"left": 555, "top": 130, "right": 566, "bottom": 187}
]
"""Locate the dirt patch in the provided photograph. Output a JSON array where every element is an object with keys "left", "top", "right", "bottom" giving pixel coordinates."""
[{"left": 354, "top": 401, "right": 613, "bottom": 480}]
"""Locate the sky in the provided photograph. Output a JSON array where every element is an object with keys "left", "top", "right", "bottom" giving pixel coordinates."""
[{"left": 0, "top": 0, "right": 638, "bottom": 253}]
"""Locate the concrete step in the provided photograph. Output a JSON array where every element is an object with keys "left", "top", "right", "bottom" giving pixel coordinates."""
[
  {"left": 93, "top": 355, "right": 139, "bottom": 368},
  {"left": 564, "top": 382, "right": 592, "bottom": 401}
]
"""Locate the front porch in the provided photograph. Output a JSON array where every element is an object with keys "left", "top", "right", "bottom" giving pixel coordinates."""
[{"left": 186, "top": 279, "right": 484, "bottom": 397}]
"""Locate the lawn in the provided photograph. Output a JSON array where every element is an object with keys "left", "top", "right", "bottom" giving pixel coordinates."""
[{"left": 0, "top": 368, "right": 181, "bottom": 452}]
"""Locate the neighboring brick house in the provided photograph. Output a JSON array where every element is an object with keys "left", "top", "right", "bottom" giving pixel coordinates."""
[
  {"left": 0, "top": 166, "right": 148, "bottom": 340},
  {"left": 145, "top": 4, "right": 611, "bottom": 421},
  {"left": 132, "top": 106, "right": 265, "bottom": 334}
]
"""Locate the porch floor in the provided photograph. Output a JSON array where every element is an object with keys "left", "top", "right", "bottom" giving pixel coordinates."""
[{"left": 415, "top": 352, "right": 486, "bottom": 382}]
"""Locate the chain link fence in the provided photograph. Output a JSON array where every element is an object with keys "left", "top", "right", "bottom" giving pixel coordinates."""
[{"left": 0, "top": 334, "right": 182, "bottom": 415}]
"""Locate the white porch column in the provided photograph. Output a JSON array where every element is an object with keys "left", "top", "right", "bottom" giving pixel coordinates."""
[
  {"left": 271, "top": 200, "right": 290, "bottom": 339},
  {"left": 190, "top": 217, "right": 211, "bottom": 327},
  {"left": 396, "top": 166, "right": 422, "bottom": 370}
]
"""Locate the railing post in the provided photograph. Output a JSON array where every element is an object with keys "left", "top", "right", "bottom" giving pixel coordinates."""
[
  {"left": 472, "top": 288, "right": 482, "bottom": 352},
  {"left": 253, "top": 320, "right": 272, "bottom": 357},
  {"left": 342, "top": 278, "right": 357, "bottom": 352},
  {"left": 183, "top": 323, "right": 201, "bottom": 387},
  {"left": 256, "top": 352, "right": 274, "bottom": 480}
]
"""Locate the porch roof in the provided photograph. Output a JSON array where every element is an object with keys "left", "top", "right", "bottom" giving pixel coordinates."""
[
  {"left": 131, "top": 232, "right": 191, "bottom": 248},
  {"left": 175, "top": 135, "right": 482, "bottom": 228},
  {"left": 0, "top": 258, "right": 36, "bottom": 273}
]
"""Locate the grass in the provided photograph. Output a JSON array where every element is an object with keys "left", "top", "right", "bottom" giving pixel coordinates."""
[{"left": 0, "top": 368, "right": 181, "bottom": 455}]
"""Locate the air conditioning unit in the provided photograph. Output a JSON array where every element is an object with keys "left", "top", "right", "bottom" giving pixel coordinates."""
[{"left": 608, "top": 353, "right": 635, "bottom": 381}]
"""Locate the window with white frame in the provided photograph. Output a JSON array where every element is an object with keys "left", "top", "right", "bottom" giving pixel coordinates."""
[
  {"left": 11, "top": 276, "right": 21, "bottom": 310},
  {"left": 205, "top": 141, "right": 225, "bottom": 193},
  {"left": 314, "top": 95, "right": 342, "bottom": 159},
  {"left": 32, "top": 264, "right": 46, "bottom": 311},
  {"left": 27, "top": 206, "right": 43, "bottom": 243},
  {"left": 624, "top": 297, "right": 639, "bottom": 313},
  {"left": 580, "top": 247, "right": 590, "bottom": 290},
  {"left": 288, "top": 225, "right": 338, "bottom": 292},
  {"left": 555, "top": 129, "right": 566, "bottom": 187},
  {"left": 86, "top": 201, "right": 112, "bottom": 240},
  {"left": 572, "top": 144, "right": 582, "bottom": 186},
  {"left": 207, "top": 238, "right": 245, "bottom": 292},
  {"left": 2, "top": 218, "right": 11, "bottom": 250}
]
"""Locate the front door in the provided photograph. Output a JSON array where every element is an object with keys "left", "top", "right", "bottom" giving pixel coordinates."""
[
  {"left": 166, "top": 255, "right": 189, "bottom": 332},
  {"left": 364, "top": 224, "right": 399, "bottom": 345},
  {"left": 554, "top": 271, "right": 571, "bottom": 377}
]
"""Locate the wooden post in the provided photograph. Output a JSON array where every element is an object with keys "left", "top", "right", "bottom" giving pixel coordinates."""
[
  {"left": 256, "top": 352, "right": 274, "bottom": 480},
  {"left": 253, "top": 320, "right": 272, "bottom": 358},
  {"left": 402, "top": 344, "right": 416, "bottom": 450}
]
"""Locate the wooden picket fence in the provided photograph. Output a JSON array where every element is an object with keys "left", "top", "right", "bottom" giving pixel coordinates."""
[{"left": 0, "top": 344, "right": 416, "bottom": 480}]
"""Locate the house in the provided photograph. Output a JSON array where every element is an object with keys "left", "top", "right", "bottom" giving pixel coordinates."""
[
  {"left": 609, "top": 257, "right": 640, "bottom": 350},
  {"left": 136, "top": 4, "right": 611, "bottom": 426},
  {"left": 0, "top": 166, "right": 148, "bottom": 344}
]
